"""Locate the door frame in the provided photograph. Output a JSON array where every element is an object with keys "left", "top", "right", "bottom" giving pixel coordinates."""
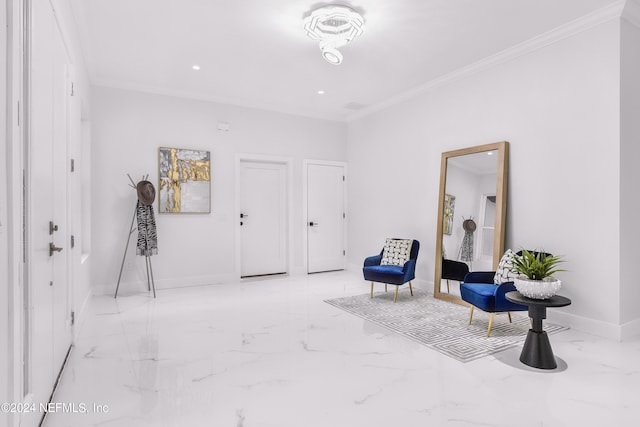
[
  {"left": 235, "top": 154, "right": 293, "bottom": 279},
  {"left": 2, "top": 0, "right": 26, "bottom": 423},
  {"left": 302, "top": 159, "right": 347, "bottom": 274}
]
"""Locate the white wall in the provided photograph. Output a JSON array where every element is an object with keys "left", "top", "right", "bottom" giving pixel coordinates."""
[
  {"left": 91, "top": 86, "right": 347, "bottom": 294},
  {"left": 620, "top": 17, "right": 640, "bottom": 337},
  {"left": 347, "top": 20, "right": 623, "bottom": 338}
]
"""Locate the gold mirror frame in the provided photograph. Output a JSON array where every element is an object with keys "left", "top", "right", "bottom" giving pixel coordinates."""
[{"left": 433, "top": 141, "right": 509, "bottom": 305}]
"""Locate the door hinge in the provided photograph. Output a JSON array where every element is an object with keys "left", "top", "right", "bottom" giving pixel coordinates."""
[
  {"left": 71, "top": 235, "right": 75, "bottom": 249},
  {"left": 342, "top": 175, "right": 345, "bottom": 181},
  {"left": 22, "top": 170, "right": 27, "bottom": 263},
  {"left": 70, "top": 158, "right": 75, "bottom": 172},
  {"left": 71, "top": 311, "right": 75, "bottom": 325},
  {"left": 70, "top": 82, "right": 75, "bottom": 96},
  {"left": 17, "top": 101, "right": 20, "bottom": 126},
  {"left": 343, "top": 212, "right": 346, "bottom": 219},
  {"left": 343, "top": 250, "right": 346, "bottom": 256}
]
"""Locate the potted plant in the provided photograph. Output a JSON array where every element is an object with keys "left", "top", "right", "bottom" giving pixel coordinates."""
[{"left": 511, "top": 249, "right": 565, "bottom": 299}]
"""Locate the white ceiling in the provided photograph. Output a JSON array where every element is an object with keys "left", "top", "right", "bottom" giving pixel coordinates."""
[
  {"left": 69, "top": 0, "right": 620, "bottom": 121},
  {"left": 448, "top": 150, "right": 498, "bottom": 175}
]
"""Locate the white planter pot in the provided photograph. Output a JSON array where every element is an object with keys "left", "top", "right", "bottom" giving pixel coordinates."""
[{"left": 514, "top": 276, "right": 562, "bottom": 300}]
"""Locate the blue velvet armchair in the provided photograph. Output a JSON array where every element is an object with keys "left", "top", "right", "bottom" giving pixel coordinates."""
[
  {"left": 460, "top": 250, "right": 549, "bottom": 336},
  {"left": 460, "top": 271, "right": 527, "bottom": 336},
  {"left": 363, "top": 239, "right": 420, "bottom": 303}
]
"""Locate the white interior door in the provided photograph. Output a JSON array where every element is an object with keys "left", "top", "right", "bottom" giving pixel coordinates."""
[
  {"left": 240, "top": 161, "right": 287, "bottom": 277},
  {"left": 306, "top": 162, "right": 346, "bottom": 273},
  {"left": 27, "top": 0, "right": 55, "bottom": 417},
  {"left": 23, "top": 2, "right": 72, "bottom": 424}
]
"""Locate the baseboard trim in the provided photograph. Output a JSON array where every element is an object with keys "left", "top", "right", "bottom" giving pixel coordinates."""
[
  {"left": 94, "top": 273, "right": 240, "bottom": 296},
  {"left": 546, "top": 310, "right": 640, "bottom": 342},
  {"left": 96, "top": 267, "right": 317, "bottom": 296},
  {"left": 621, "top": 317, "right": 640, "bottom": 340},
  {"left": 73, "top": 289, "right": 93, "bottom": 339}
]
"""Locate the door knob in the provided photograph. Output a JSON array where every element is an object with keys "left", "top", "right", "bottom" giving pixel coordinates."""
[
  {"left": 309, "top": 221, "right": 319, "bottom": 227},
  {"left": 49, "top": 242, "right": 63, "bottom": 256},
  {"left": 240, "top": 213, "right": 248, "bottom": 218}
]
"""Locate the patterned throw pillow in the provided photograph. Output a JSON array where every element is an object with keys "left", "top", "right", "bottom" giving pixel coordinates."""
[
  {"left": 380, "top": 239, "right": 413, "bottom": 266},
  {"left": 493, "top": 249, "right": 519, "bottom": 284}
]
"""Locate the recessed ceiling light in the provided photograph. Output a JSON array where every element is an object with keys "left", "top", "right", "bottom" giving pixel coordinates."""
[
  {"left": 192, "top": 65, "right": 201, "bottom": 70},
  {"left": 487, "top": 152, "right": 494, "bottom": 155},
  {"left": 317, "top": 90, "right": 325, "bottom": 95}
]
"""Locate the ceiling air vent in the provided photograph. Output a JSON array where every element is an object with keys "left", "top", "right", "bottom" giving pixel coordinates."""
[{"left": 344, "top": 102, "right": 367, "bottom": 111}]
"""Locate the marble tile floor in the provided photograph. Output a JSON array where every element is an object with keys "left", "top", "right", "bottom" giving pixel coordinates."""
[{"left": 45, "top": 271, "right": 640, "bottom": 427}]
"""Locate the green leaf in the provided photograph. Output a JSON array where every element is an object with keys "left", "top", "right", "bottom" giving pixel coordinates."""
[{"left": 511, "top": 249, "right": 565, "bottom": 280}]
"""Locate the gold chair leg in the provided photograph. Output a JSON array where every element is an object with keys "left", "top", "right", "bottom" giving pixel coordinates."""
[
  {"left": 370, "top": 282, "right": 374, "bottom": 298},
  {"left": 468, "top": 306, "right": 474, "bottom": 325},
  {"left": 446, "top": 279, "right": 450, "bottom": 293},
  {"left": 409, "top": 281, "right": 413, "bottom": 296},
  {"left": 385, "top": 284, "right": 388, "bottom": 292},
  {"left": 393, "top": 286, "right": 399, "bottom": 303},
  {"left": 487, "top": 313, "right": 495, "bottom": 337},
  {"left": 507, "top": 312, "right": 512, "bottom": 323}
]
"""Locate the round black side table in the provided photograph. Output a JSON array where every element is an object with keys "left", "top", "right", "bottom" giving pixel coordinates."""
[{"left": 505, "top": 291, "right": 571, "bottom": 370}]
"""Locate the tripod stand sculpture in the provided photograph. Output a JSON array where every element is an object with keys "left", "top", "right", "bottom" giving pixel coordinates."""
[{"left": 115, "top": 174, "right": 158, "bottom": 298}]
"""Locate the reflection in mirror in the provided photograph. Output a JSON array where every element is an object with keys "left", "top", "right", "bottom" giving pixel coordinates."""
[{"left": 434, "top": 141, "right": 508, "bottom": 305}]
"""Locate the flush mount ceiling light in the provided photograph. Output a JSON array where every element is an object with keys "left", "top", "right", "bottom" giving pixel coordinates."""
[{"left": 303, "top": 4, "right": 365, "bottom": 65}]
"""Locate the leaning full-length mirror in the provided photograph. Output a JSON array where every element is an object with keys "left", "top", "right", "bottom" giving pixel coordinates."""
[{"left": 434, "top": 141, "right": 509, "bottom": 304}]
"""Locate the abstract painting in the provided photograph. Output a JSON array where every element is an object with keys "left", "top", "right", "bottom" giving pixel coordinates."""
[{"left": 158, "top": 147, "right": 211, "bottom": 213}]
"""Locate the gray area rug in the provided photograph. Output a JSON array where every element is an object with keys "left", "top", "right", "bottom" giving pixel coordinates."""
[{"left": 325, "top": 289, "right": 569, "bottom": 363}]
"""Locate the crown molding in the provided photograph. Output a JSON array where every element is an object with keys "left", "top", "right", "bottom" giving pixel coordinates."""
[
  {"left": 92, "top": 79, "right": 348, "bottom": 123},
  {"left": 347, "top": 0, "right": 626, "bottom": 122},
  {"left": 622, "top": 0, "right": 640, "bottom": 27}
]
